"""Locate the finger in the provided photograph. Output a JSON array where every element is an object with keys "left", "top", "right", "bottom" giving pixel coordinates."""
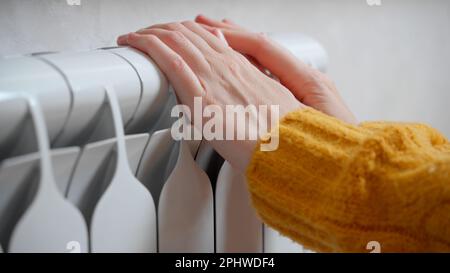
[
  {"left": 195, "top": 14, "right": 237, "bottom": 30},
  {"left": 119, "top": 32, "right": 204, "bottom": 104},
  {"left": 117, "top": 33, "right": 129, "bottom": 45},
  {"left": 147, "top": 22, "right": 216, "bottom": 55},
  {"left": 211, "top": 28, "right": 228, "bottom": 45},
  {"left": 196, "top": 23, "right": 216, "bottom": 33},
  {"left": 217, "top": 29, "right": 312, "bottom": 100},
  {"left": 136, "top": 28, "right": 211, "bottom": 73},
  {"left": 222, "top": 18, "right": 245, "bottom": 30},
  {"left": 195, "top": 24, "right": 269, "bottom": 75},
  {"left": 181, "top": 21, "right": 228, "bottom": 52}
]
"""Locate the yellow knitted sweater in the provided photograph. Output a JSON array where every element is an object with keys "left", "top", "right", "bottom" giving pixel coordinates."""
[{"left": 246, "top": 108, "right": 450, "bottom": 253}]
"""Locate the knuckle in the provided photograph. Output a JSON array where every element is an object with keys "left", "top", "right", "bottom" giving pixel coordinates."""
[
  {"left": 170, "top": 55, "right": 185, "bottom": 71},
  {"left": 255, "top": 32, "right": 270, "bottom": 42},
  {"left": 181, "top": 20, "right": 196, "bottom": 28},
  {"left": 167, "top": 31, "right": 185, "bottom": 44},
  {"left": 181, "top": 20, "right": 192, "bottom": 26},
  {"left": 143, "top": 34, "right": 158, "bottom": 45},
  {"left": 167, "top": 22, "right": 183, "bottom": 31},
  {"left": 254, "top": 32, "right": 273, "bottom": 55},
  {"left": 223, "top": 57, "right": 241, "bottom": 75}
]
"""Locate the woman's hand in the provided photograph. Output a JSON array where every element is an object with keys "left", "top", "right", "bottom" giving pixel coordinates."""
[
  {"left": 195, "top": 15, "right": 357, "bottom": 124},
  {"left": 117, "top": 21, "right": 302, "bottom": 172}
]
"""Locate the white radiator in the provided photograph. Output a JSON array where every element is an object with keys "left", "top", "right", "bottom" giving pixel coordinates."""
[{"left": 0, "top": 33, "right": 327, "bottom": 253}]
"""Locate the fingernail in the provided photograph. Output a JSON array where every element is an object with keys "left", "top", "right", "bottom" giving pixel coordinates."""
[{"left": 196, "top": 14, "right": 207, "bottom": 20}]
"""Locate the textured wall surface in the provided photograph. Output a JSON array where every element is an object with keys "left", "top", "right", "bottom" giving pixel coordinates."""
[{"left": 1, "top": 0, "right": 449, "bottom": 136}]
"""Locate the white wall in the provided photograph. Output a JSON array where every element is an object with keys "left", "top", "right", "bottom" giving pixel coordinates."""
[{"left": 1, "top": 0, "right": 449, "bottom": 136}]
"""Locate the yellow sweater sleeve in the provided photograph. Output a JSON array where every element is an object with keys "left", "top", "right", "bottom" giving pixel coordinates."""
[{"left": 246, "top": 108, "right": 450, "bottom": 252}]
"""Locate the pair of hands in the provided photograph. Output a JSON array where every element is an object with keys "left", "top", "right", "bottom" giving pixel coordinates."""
[{"left": 117, "top": 15, "right": 356, "bottom": 173}]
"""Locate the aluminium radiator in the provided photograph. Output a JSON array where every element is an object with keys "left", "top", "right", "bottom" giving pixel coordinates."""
[{"left": 0, "top": 33, "right": 327, "bottom": 253}]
